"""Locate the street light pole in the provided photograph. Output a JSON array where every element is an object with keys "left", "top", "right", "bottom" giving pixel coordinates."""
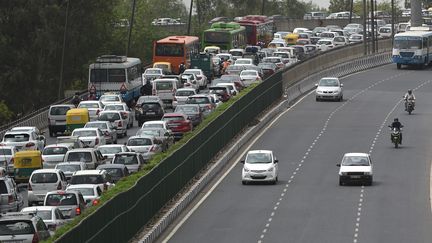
[
  {"left": 187, "top": 0, "right": 193, "bottom": 35},
  {"left": 261, "top": 0, "right": 265, "bottom": 15},
  {"left": 363, "top": 0, "right": 367, "bottom": 55},
  {"left": 58, "top": 0, "right": 70, "bottom": 100},
  {"left": 126, "top": 0, "right": 137, "bottom": 57}
]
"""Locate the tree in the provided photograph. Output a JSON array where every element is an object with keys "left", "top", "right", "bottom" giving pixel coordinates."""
[
  {"left": 329, "top": 0, "right": 350, "bottom": 12},
  {"left": 0, "top": 101, "right": 13, "bottom": 125}
]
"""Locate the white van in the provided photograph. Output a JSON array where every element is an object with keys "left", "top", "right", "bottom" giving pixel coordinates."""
[
  {"left": 152, "top": 79, "right": 178, "bottom": 107},
  {"left": 28, "top": 169, "right": 68, "bottom": 206},
  {"left": 48, "top": 104, "right": 76, "bottom": 137}
]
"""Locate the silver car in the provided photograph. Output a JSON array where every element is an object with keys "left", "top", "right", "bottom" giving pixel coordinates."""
[
  {"left": 126, "top": 136, "right": 162, "bottom": 161},
  {"left": 21, "top": 206, "right": 67, "bottom": 232},
  {"left": 84, "top": 121, "right": 118, "bottom": 144},
  {"left": 44, "top": 190, "right": 86, "bottom": 219},
  {"left": 315, "top": 77, "right": 343, "bottom": 101},
  {"left": 112, "top": 152, "right": 146, "bottom": 173},
  {"left": 97, "top": 144, "right": 130, "bottom": 160},
  {"left": 0, "top": 146, "right": 18, "bottom": 175},
  {"left": 42, "top": 144, "right": 74, "bottom": 168}
]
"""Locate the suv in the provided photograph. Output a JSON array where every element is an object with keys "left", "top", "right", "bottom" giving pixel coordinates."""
[
  {"left": 69, "top": 170, "right": 114, "bottom": 192},
  {"left": 135, "top": 100, "right": 165, "bottom": 127},
  {"left": 44, "top": 190, "right": 86, "bottom": 218},
  {"left": 48, "top": 104, "right": 75, "bottom": 137},
  {"left": 63, "top": 148, "right": 109, "bottom": 169},
  {"left": 0, "top": 176, "right": 23, "bottom": 213},
  {"left": 98, "top": 111, "right": 128, "bottom": 138},
  {"left": 42, "top": 143, "right": 75, "bottom": 168},
  {"left": 152, "top": 78, "right": 178, "bottom": 107},
  {"left": 28, "top": 169, "right": 68, "bottom": 206},
  {"left": 0, "top": 212, "right": 50, "bottom": 242}
]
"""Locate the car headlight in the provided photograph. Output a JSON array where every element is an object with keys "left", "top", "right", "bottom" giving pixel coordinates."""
[
  {"left": 267, "top": 167, "right": 274, "bottom": 172},
  {"left": 340, "top": 172, "right": 347, "bottom": 176}
]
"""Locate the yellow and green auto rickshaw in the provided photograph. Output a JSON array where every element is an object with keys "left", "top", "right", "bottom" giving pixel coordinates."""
[
  {"left": 13, "top": 150, "right": 43, "bottom": 183},
  {"left": 285, "top": 33, "right": 299, "bottom": 45},
  {"left": 65, "top": 108, "right": 89, "bottom": 134}
]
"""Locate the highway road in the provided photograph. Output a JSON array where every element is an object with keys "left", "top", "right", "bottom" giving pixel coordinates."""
[{"left": 159, "top": 64, "right": 432, "bottom": 243}]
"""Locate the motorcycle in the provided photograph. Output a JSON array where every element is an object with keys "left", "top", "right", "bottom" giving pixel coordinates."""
[
  {"left": 406, "top": 100, "right": 414, "bottom": 115},
  {"left": 388, "top": 126, "right": 403, "bottom": 148}
]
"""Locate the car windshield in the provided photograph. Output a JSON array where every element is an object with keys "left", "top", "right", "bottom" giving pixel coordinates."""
[
  {"left": 85, "top": 123, "right": 108, "bottom": 129},
  {"left": 127, "top": 138, "right": 152, "bottom": 146},
  {"left": 236, "top": 60, "right": 251, "bottom": 64},
  {"left": 246, "top": 153, "right": 272, "bottom": 164},
  {"left": 184, "top": 70, "right": 200, "bottom": 75},
  {"left": 78, "top": 103, "right": 99, "bottom": 108},
  {"left": 176, "top": 90, "right": 195, "bottom": 96},
  {"left": 100, "top": 96, "right": 120, "bottom": 102},
  {"left": 163, "top": 116, "right": 184, "bottom": 122},
  {"left": 137, "top": 130, "right": 161, "bottom": 137},
  {"left": 23, "top": 210, "right": 52, "bottom": 220},
  {"left": 104, "top": 105, "right": 123, "bottom": 111},
  {"left": 56, "top": 164, "right": 81, "bottom": 173},
  {"left": 102, "top": 168, "right": 123, "bottom": 178},
  {"left": 68, "top": 188, "right": 94, "bottom": 196},
  {"left": 3, "top": 134, "right": 29, "bottom": 142},
  {"left": 142, "top": 123, "right": 163, "bottom": 129},
  {"left": 72, "top": 130, "right": 97, "bottom": 137},
  {"left": 142, "top": 103, "right": 160, "bottom": 110},
  {"left": 66, "top": 152, "right": 92, "bottom": 162},
  {"left": 0, "top": 220, "right": 35, "bottom": 235},
  {"left": 98, "top": 147, "right": 122, "bottom": 154},
  {"left": 155, "top": 81, "right": 173, "bottom": 90},
  {"left": 98, "top": 113, "right": 120, "bottom": 121},
  {"left": 0, "top": 149, "right": 12, "bottom": 156},
  {"left": 230, "top": 51, "right": 243, "bottom": 56},
  {"left": 342, "top": 156, "right": 370, "bottom": 166},
  {"left": 70, "top": 175, "right": 103, "bottom": 184},
  {"left": 113, "top": 155, "right": 139, "bottom": 165},
  {"left": 319, "top": 78, "right": 339, "bottom": 86},
  {"left": 145, "top": 69, "right": 162, "bottom": 75},
  {"left": 186, "top": 97, "right": 210, "bottom": 104},
  {"left": 45, "top": 193, "right": 78, "bottom": 206},
  {"left": 31, "top": 173, "right": 58, "bottom": 183},
  {"left": 241, "top": 71, "right": 257, "bottom": 76},
  {"left": 175, "top": 106, "right": 199, "bottom": 113},
  {"left": 50, "top": 106, "right": 71, "bottom": 115},
  {"left": 43, "top": 147, "right": 68, "bottom": 155}
]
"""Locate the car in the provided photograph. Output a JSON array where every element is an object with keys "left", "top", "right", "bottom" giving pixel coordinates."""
[
  {"left": 183, "top": 69, "right": 208, "bottom": 90},
  {"left": 84, "top": 121, "right": 118, "bottom": 144},
  {"left": 273, "top": 51, "right": 297, "bottom": 66},
  {"left": 141, "top": 120, "right": 170, "bottom": 131},
  {"left": 10, "top": 127, "right": 46, "bottom": 147},
  {"left": 44, "top": 190, "right": 86, "bottom": 218},
  {"left": 241, "top": 150, "right": 278, "bottom": 185},
  {"left": 161, "top": 113, "right": 193, "bottom": 140},
  {"left": 135, "top": 127, "right": 174, "bottom": 152},
  {"left": 66, "top": 184, "right": 102, "bottom": 207},
  {"left": 258, "top": 63, "right": 278, "bottom": 77},
  {"left": 63, "top": 148, "right": 109, "bottom": 169},
  {"left": 316, "top": 39, "right": 335, "bottom": 51},
  {"left": 179, "top": 74, "right": 199, "bottom": 91},
  {"left": 234, "top": 58, "right": 254, "bottom": 66},
  {"left": 48, "top": 104, "right": 76, "bottom": 137},
  {"left": 216, "top": 83, "right": 239, "bottom": 96},
  {"left": 173, "top": 88, "right": 197, "bottom": 108},
  {"left": 135, "top": 99, "right": 165, "bottom": 127},
  {"left": 348, "top": 33, "right": 364, "bottom": 43},
  {"left": 240, "top": 70, "right": 262, "bottom": 87},
  {"left": 216, "top": 53, "right": 234, "bottom": 63},
  {"left": 142, "top": 68, "right": 164, "bottom": 82},
  {"left": 21, "top": 206, "right": 67, "bottom": 232},
  {"left": 304, "top": 44, "right": 319, "bottom": 56},
  {"left": 96, "top": 164, "right": 129, "bottom": 183},
  {"left": 262, "top": 57, "right": 285, "bottom": 70},
  {"left": 42, "top": 144, "right": 75, "bottom": 168},
  {"left": 229, "top": 48, "right": 245, "bottom": 60},
  {"left": 337, "top": 153, "right": 373, "bottom": 186},
  {"left": 71, "top": 128, "right": 106, "bottom": 148},
  {"left": 111, "top": 152, "right": 147, "bottom": 173},
  {"left": 0, "top": 212, "right": 50, "bottom": 242},
  {"left": 1, "top": 130, "right": 44, "bottom": 151},
  {"left": 225, "top": 65, "right": 248, "bottom": 75},
  {"left": 333, "top": 36, "right": 349, "bottom": 46},
  {"left": 55, "top": 161, "right": 87, "bottom": 181},
  {"left": 0, "top": 145, "right": 18, "bottom": 175},
  {"left": 98, "top": 94, "right": 124, "bottom": 106},
  {"left": 125, "top": 136, "right": 162, "bottom": 161},
  {"left": 103, "top": 102, "right": 134, "bottom": 128},
  {"left": 0, "top": 175, "right": 24, "bottom": 213},
  {"left": 97, "top": 111, "right": 128, "bottom": 138},
  {"left": 216, "top": 75, "right": 245, "bottom": 91},
  {"left": 97, "top": 144, "right": 129, "bottom": 160},
  {"left": 152, "top": 78, "right": 178, "bottom": 107},
  {"left": 378, "top": 26, "right": 392, "bottom": 38},
  {"left": 56, "top": 136, "right": 87, "bottom": 149},
  {"left": 185, "top": 95, "right": 216, "bottom": 117},
  {"left": 77, "top": 100, "right": 104, "bottom": 121},
  {"left": 315, "top": 77, "right": 343, "bottom": 101},
  {"left": 69, "top": 170, "right": 114, "bottom": 192},
  {"left": 174, "top": 104, "right": 204, "bottom": 127},
  {"left": 28, "top": 169, "right": 68, "bottom": 206},
  {"left": 209, "top": 86, "right": 231, "bottom": 102}
]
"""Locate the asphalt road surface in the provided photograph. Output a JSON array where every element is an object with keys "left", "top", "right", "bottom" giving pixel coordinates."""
[{"left": 159, "top": 64, "right": 432, "bottom": 243}]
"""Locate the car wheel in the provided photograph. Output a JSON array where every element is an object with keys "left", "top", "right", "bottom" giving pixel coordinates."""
[
  {"left": 339, "top": 178, "right": 344, "bottom": 186},
  {"left": 49, "top": 130, "right": 54, "bottom": 137},
  {"left": 242, "top": 181, "right": 247, "bottom": 185},
  {"left": 124, "top": 130, "right": 127, "bottom": 137},
  {"left": 397, "top": 63, "right": 401, "bottom": 69},
  {"left": 366, "top": 177, "right": 373, "bottom": 186},
  {"left": 316, "top": 97, "right": 320, "bottom": 102},
  {"left": 138, "top": 121, "right": 142, "bottom": 127}
]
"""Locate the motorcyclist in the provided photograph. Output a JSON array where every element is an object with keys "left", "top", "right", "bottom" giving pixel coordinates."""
[
  {"left": 178, "top": 62, "right": 186, "bottom": 74},
  {"left": 71, "top": 92, "right": 81, "bottom": 107},
  {"left": 403, "top": 89, "right": 416, "bottom": 111},
  {"left": 390, "top": 118, "right": 403, "bottom": 144}
]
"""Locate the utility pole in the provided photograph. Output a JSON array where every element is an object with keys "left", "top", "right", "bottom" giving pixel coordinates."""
[
  {"left": 261, "top": 0, "right": 265, "bottom": 15},
  {"left": 363, "top": 0, "right": 367, "bottom": 55},
  {"left": 374, "top": 0, "right": 378, "bottom": 52},
  {"left": 349, "top": 0, "right": 354, "bottom": 23},
  {"left": 391, "top": 0, "right": 395, "bottom": 40},
  {"left": 58, "top": 0, "right": 70, "bottom": 100},
  {"left": 370, "top": 0, "right": 375, "bottom": 53},
  {"left": 187, "top": 0, "right": 193, "bottom": 35},
  {"left": 126, "top": 0, "right": 137, "bottom": 57}
]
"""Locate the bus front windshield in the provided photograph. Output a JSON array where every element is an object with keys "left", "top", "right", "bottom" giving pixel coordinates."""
[
  {"left": 155, "top": 43, "right": 184, "bottom": 57},
  {"left": 90, "top": 69, "right": 126, "bottom": 82},
  {"left": 394, "top": 37, "right": 422, "bottom": 49}
]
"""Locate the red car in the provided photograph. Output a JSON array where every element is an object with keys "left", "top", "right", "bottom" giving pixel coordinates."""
[{"left": 161, "top": 113, "right": 193, "bottom": 140}]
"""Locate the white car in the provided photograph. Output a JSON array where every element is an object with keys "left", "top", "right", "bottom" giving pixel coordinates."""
[
  {"left": 99, "top": 94, "right": 124, "bottom": 106},
  {"left": 180, "top": 74, "right": 199, "bottom": 91},
  {"left": 315, "top": 77, "right": 343, "bottom": 101},
  {"left": 215, "top": 83, "right": 239, "bottom": 96},
  {"left": 77, "top": 100, "right": 104, "bottom": 121},
  {"left": 234, "top": 58, "right": 254, "bottom": 66},
  {"left": 103, "top": 102, "right": 134, "bottom": 128},
  {"left": 1, "top": 130, "right": 44, "bottom": 151},
  {"left": 0, "top": 146, "right": 18, "bottom": 175},
  {"left": 21, "top": 206, "right": 67, "bottom": 232},
  {"left": 333, "top": 36, "right": 349, "bottom": 46},
  {"left": 183, "top": 69, "right": 208, "bottom": 90},
  {"left": 71, "top": 128, "right": 106, "bottom": 148},
  {"left": 10, "top": 126, "right": 46, "bottom": 147},
  {"left": 55, "top": 161, "right": 87, "bottom": 180},
  {"left": 97, "top": 144, "right": 130, "bottom": 160},
  {"left": 240, "top": 70, "right": 262, "bottom": 87},
  {"left": 125, "top": 136, "right": 162, "bottom": 160},
  {"left": 241, "top": 150, "right": 278, "bottom": 184},
  {"left": 229, "top": 48, "right": 245, "bottom": 60},
  {"left": 216, "top": 53, "right": 234, "bottom": 63},
  {"left": 27, "top": 169, "right": 68, "bottom": 205},
  {"left": 66, "top": 184, "right": 102, "bottom": 207},
  {"left": 337, "top": 153, "right": 373, "bottom": 186},
  {"left": 84, "top": 121, "right": 118, "bottom": 144},
  {"left": 141, "top": 120, "right": 170, "bottom": 130},
  {"left": 316, "top": 39, "right": 335, "bottom": 51},
  {"left": 262, "top": 57, "right": 285, "bottom": 69},
  {"left": 42, "top": 144, "right": 75, "bottom": 168},
  {"left": 173, "top": 88, "right": 197, "bottom": 108},
  {"left": 142, "top": 68, "right": 163, "bottom": 82},
  {"left": 97, "top": 110, "right": 128, "bottom": 138}
]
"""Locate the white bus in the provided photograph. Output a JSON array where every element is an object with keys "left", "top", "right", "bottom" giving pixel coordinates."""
[
  {"left": 392, "top": 28, "right": 432, "bottom": 69},
  {"left": 88, "top": 55, "right": 142, "bottom": 105}
]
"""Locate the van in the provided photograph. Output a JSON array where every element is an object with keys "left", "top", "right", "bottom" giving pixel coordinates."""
[
  {"left": 28, "top": 169, "right": 68, "bottom": 206},
  {"left": 48, "top": 104, "right": 76, "bottom": 137},
  {"left": 152, "top": 79, "right": 178, "bottom": 107}
]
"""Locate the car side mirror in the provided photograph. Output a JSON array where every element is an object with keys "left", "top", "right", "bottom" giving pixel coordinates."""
[
  {"left": 85, "top": 199, "right": 91, "bottom": 204},
  {"left": 336, "top": 164, "right": 341, "bottom": 167},
  {"left": 103, "top": 155, "right": 108, "bottom": 159},
  {"left": 340, "top": 83, "right": 344, "bottom": 87},
  {"left": 274, "top": 159, "right": 279, "bottom": 163},
  {"left": 315, "top": 83, "right": 318, "bottom": 87},
  {"left": 240, "top": 160, "right": 245, "bottom": 164}
]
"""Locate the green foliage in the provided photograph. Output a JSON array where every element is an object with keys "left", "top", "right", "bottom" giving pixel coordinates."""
[
  {"left": 329, "top": 0, "right": 350, "bottom": 13},
  {"left": 0, "top": 101, "right": 13, "bottom": 125}
]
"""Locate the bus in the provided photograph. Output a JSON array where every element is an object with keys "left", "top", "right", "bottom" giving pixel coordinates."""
[
  {"left": 236, "top": 15, "right": 274, "bottom": 46},
  {"left": 153, "top": 36, "right": 200, "bottom": 74},
  {"left": 88, "top": 55, "right": 142, "bottom": 105},
  {"left": 202, "top": 22, "right": 247, "bottom": 51},
  {"left": 392, "top": 28, "right": 432, "bottom": 69}
]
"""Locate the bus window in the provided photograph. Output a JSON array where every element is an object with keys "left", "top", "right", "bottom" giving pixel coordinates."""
[
  {"left": 155, "top": 44, "right": 184, "bottom": 57},
  {"left": 90, "top": 69, "right": 125, "bottom": 82},
  {"left": 127, "top": 65, "right": 140, "bottom": 82}
]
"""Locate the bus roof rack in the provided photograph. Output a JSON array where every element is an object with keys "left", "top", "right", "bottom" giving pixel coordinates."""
[
  {"left": 96, "top": 55, "right": 127, "bottom": 63},
  {"left": 408, "top": 26, "right": 432, "bottom": 31}
]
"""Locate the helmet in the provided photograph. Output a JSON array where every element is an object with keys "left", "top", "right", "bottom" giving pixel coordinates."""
[
  {"left": 394, "top": 118, "right": 399, "bottom": 122},
  {"left": 408, "top": 89, "right": 412, "bottom": 94}
]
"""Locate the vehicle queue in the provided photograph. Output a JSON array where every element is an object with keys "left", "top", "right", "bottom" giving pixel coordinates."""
[{"left": 0, "top": 15, "right": 408, "bottom": 241}]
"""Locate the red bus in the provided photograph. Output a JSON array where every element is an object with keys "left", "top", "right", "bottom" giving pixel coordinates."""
[
  {"left": 153, "top": 36, "right": 200, "bottom": 74},
  {"left": 237, "top": 15, "right": 274, "bottom": 46}
]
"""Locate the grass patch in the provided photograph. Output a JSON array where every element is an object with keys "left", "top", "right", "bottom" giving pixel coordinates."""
[{"left": 43, "top": 82, "right": 259, "bottom": 242}]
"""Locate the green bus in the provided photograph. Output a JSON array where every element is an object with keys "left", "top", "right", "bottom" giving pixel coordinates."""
[{"left": 202, "top": 22, "right": 247, "bottom": 51}]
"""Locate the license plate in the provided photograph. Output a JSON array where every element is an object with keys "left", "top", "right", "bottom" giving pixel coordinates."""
[
  {"left": 146, "top": 112, "right": 155, "bottom": 115},
  {"left": 350, "top": 175, "right": 361, "bottom": 179}
]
